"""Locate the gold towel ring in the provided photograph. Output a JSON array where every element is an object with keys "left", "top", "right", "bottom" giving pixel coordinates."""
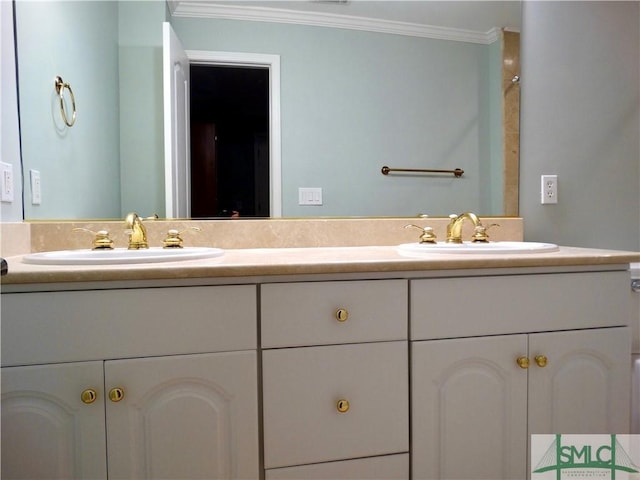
[{"left": 55, "top": 76, "right": 76, "bottom": 127}]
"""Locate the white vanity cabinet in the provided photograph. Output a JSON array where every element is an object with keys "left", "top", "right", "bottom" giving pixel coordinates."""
[
  {"left": 1, "top": 285, "right": 260, "bottom": 480},
  {"left": 261, "top": 280, "right": 410, "bottom": 479},
  {"left": 2, "top": 256, "right": 636, "bottom": 480},
  {"left": 410, "top": 271, "right": 633, "bottom": 480}
]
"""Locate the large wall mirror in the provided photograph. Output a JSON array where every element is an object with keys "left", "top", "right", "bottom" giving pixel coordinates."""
[{"left": 14, "top": 0, "right": 520, "bottom": 220}]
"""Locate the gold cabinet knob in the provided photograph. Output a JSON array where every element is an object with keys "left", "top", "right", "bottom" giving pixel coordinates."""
[
  {"left": 335, "top": 309, "right": 349, "bottom": 322},
  {"left": 81, "top": 389, "right": 98, "bottom": 404},
  {"left": 534, "top": 355, "right": 548, "bottom": 367},
  {"left": 109, "top": 387, "right": 125, "bottom": 403},
  {"left": 516, "top": 356, "right": 530, "bottom": 369},
  {"left": 336, "top": 399, "right": 350, "bottom": 413}
]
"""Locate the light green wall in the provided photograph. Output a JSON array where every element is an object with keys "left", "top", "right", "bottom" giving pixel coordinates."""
[
  {"left": 520, "top": 1, "right": 640, "bottom": 250},
  {"left": 118, "top": 1, "right": 166, "bottom": 218},
  {"left": 171, "top": 16, "right": 503, "bottom": 217},
  {"left": 16, "top": 0, "right": 121, "bottom": 219}
]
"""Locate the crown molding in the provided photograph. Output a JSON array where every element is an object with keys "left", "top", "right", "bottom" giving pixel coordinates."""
[{"left": 168, "top": 2, "right": 498, "bottom": 44}]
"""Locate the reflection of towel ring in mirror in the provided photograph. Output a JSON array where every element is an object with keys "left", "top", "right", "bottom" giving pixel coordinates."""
[{"left": 54, "top": 76, "right": 76, "bottom": 127}]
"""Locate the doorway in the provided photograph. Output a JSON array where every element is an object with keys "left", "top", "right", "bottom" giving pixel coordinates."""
[{"left": 190, "top": 65, "right": 270, "bottom": 218}]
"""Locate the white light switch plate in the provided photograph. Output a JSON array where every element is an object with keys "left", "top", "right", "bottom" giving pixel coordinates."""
[
  {"left": 30, "top": 169, "right": 42, "bottom": 205},
  {"left": 298, "top": 187, "right": 322, "bottom": 206},
  {"left": 1, "top": 162, "right": 14, "bottom": 203}
]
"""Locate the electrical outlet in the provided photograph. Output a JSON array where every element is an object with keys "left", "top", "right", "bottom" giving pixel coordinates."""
[
  {"left": 30, "top": 170, "right": 42, "bottom": 205},
  {"left": 541, "top": 175, "right": 558, "bottom": 204},
  {"left": 1, "top": 162, "right": 14, "bottom": 203}
]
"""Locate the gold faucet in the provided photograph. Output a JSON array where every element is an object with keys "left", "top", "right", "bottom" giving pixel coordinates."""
[
  {"left": 125, "top": 212, "right": 157, "bottom": 249},
  {"left": 446, "top": 212, "right": 483, "bottom": 243},
  {"left": 446, "top": 212, "right": 499, "bottom": 243}
]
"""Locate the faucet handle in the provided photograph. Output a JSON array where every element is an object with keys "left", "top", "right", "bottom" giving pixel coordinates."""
[
  {"left": 73, "top": 228, "right": 115, "bottom": 250},
  {"left": 471, "top": 223, "right": 500, "bottom": 243},
  {"left": 163, "top": 227, "right": 201, "bottom": 248},
  {"left": 404, "top": 224, "right": 438, "bottom": 244}
]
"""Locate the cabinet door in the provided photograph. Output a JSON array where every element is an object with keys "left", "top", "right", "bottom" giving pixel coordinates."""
[
  {"left": 1, "top": 362, "right": 107, "bottom": 480},
  {"left": 528, "top": 327, "right": 631, "bottom": 434},
  {"left": 412, "top": 335, "right": 528, "bottom": 480},
  {"left": 105, "top": 351, "right": 259, "bottom": 480}
]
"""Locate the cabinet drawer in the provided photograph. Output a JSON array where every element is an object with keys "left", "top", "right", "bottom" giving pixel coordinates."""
[
  {"left": 262, "top": 341, "right": 409, "bottom": 468},
  {"left": 410, "top": 271, "right": 632, "bottom": 340},
  {"left": 261, "top": 280, "right": 407, "bottom": 347},
  {"left": 1, "top": 285, "right": 257, "bottom": 366},
  {"left": 265, "top": 453, "right": 409, "bottom": 479}
]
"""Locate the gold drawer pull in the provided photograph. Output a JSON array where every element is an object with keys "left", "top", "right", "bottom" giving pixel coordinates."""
[
  {"left": 336, "top": 399, "right": 350, "bottom": 413},
  {"left": 109, "top": 387, "right": 125, "bottom": 403},
  {"left": 534, "top": 355, "right": 548, "bottom": 367},
  {"left": 81, "top": 389, "right": 97, "bottom": 404},
  {"left": 335, "top": 309, "right": 349, "bottom": 322},
  {"left": 516, "top": 356, "right": 530, "bottom": 369}
]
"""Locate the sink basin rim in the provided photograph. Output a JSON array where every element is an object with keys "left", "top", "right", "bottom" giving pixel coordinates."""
[
  {"left": 22, "top": 247, "right": 225, "bottom": 265},
  {"left": 397, "top": 241, "right": 559, "bottom": 255}
]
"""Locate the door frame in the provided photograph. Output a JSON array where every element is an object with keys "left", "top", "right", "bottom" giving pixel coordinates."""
[{"left": 186, "top": 50, "right": 282, "bottom": 217}]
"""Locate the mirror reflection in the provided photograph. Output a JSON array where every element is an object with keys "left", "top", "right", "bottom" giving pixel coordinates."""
[{"left": 14, "top": 0, "right": 520, "bottom": 220}]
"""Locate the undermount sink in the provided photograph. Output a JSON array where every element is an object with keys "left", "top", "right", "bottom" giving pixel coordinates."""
[
  {"left": 22, "top": 247, "right": 225, "bottom": 265},
  {"left": 397, "top": 241, "right": 559, "bottom": 255}
]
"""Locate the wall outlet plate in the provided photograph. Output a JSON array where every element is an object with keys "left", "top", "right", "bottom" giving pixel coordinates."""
[{"left": 541, "top": 174, "right": 558, "bottom": 204}]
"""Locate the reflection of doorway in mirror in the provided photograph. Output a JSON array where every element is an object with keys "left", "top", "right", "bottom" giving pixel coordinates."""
[{"left": 190, "top": 65, "right": 270, "bottom": 218}]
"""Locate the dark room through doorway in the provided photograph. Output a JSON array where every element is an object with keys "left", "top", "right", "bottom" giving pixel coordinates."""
[{"left": 190, "top": 64, "right": 270, "bottom": 218}]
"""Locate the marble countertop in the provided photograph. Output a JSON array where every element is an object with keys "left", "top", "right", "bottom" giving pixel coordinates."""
[{"left": 2, "top": 245, "right": 639, "bottom": 285}]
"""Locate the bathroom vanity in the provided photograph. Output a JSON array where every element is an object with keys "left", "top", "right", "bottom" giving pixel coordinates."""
[{"left": 1, "top": 245, "right": 637, "bottom": 480}]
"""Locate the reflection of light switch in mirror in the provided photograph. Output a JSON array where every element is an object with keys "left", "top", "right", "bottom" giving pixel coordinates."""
[
  {"left": 298, "top": 187, "right": 323, "bottom": 206},
  {"left": 30, "top": 169, "right": 41, "bottom": 205}
]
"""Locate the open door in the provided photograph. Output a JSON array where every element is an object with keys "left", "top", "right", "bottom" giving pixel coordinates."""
[{"left": 163, "top": 22, "right": 190, "bottom": 218}]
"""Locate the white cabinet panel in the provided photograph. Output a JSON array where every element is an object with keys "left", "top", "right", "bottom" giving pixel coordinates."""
[
  {"left": 410, "top": 271, "right": 631, "bottom": 340},
  {"left": 411, "top": 328, "right": 632, "bottom": 480},
  {"left": 261, "top": 280, "right": 407, "bottom": 347},
  {"left": 412, "top": 335, "right": 528, "bottom": 480},
  {"left": 1, "top": 285, "right": 257, "bottom": 366},
  {"left": 1, "top": 362, "right": 107, "bottom": 480},
  {"left": 105, "top": 351, "right": 259, "bottom": 480},
  {"left": 266, "top": 453, "right": 409, "bottom": 480},
  {"left": 263, "top": 341, "right": 409, "bottom": 468},
  {"left": 528, "top": 327, "right": 631, "bottom": 435}
]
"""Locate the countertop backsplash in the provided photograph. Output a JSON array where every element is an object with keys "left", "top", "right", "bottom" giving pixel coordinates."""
[{"left": 4, "top": 217, "right": 524, "bottom": 255}]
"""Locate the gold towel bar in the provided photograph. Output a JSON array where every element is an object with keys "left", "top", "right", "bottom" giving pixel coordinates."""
[{"left": 381, "top": 166, "right": 464, "bottom": 178}]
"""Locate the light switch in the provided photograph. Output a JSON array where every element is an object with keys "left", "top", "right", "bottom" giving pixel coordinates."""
[
  {"left": 1, "top": 162, "right": 14, "bottom": 203},
  {"left": 298, "top": 187, "right": 323, "bottom": 206},
  {"left": 30, "top": 169, "right": 41, "bottom": 205}
]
